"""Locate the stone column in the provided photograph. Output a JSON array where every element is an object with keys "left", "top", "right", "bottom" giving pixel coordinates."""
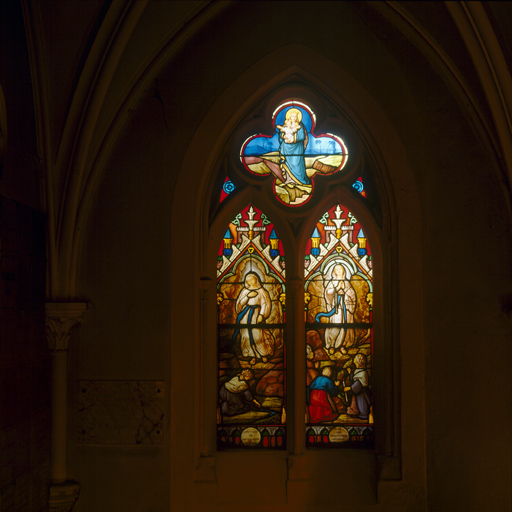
[
  {"left": 45, "top": 302, "right": 88, "bottom": 512},
  {"left": 194, "top": 277, "right": 216, "bottom": 482}
]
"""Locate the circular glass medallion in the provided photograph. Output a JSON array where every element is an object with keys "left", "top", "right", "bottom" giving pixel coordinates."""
[
  {"left": 241, "top": 427, "right": 261, "bottom": 447},
  {"left": 328, "top": 426, "right": 349, "bottom": 443}
]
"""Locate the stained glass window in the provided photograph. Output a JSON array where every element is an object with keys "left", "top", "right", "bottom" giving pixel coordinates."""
[
  {"left": 240, "top": 101, "right": 348, "bottom": 206},
  {"left": 304, "top": 204, "right": 373, "bottom": 448},
  {"left": 217, "top": 205, "right": 286, "bottom": 449},
  {"left": 215, "top": 97, "right": 379, "bottom": 451}
]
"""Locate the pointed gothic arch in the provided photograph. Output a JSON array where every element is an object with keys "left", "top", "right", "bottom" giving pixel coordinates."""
[
  {"left": 171, "top": 46, "right": 422, "bottom": 504},
  {"left": 205, "top": 84, "right": 392, "bottom": 454}
]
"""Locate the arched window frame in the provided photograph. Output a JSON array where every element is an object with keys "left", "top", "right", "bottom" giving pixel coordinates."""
[
  {"left": 175, "top": 67, "right": 407, "bottom": 501},
  {"left": 200, "top": 89, "right": 397, "bottom": 472}
]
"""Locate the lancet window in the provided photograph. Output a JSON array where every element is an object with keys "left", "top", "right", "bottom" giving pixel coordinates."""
[
  {"left": 305, "top": 204, "right": 373, "bottom": 447},
  {"left": 216, "top": 205, "right": 286, "bottom": 449}
]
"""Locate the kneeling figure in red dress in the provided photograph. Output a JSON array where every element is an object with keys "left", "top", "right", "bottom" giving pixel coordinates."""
[{"left": 308, "top": 366, "right": 340, "bottom": 423}]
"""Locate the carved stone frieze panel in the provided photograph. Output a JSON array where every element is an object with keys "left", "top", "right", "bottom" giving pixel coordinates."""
[{"left": 78, "top": 380, "right": 164, "bottom": 444}]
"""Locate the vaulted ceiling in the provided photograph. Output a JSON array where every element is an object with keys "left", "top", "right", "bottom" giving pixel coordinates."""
[{"left": 18, "top": 0, "right": 512, "bottom": 298}]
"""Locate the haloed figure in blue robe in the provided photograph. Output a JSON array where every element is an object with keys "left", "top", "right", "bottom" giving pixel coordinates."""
[{"left": 276, "top": 108, "right": 312, "bottom": 204}]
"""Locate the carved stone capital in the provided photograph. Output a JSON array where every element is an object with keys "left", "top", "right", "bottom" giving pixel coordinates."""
[
  {"left": 49, "top": 481, "right": 81, "bottom": 512},
  {"left": 46, "top": 302, "right": 88, "bottom": 351}
]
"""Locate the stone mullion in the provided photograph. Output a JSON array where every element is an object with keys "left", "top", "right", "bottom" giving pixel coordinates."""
[
  {"left": 286, "top": 276, "right": 306, "bottom": 455},
  {"left": 287, "top": 275, "right": 308, "bottom": 482}
]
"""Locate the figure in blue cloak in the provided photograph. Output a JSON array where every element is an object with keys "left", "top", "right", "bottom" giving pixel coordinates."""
[{"left": 275, "top": 108, "right": 312, "bottom": 204}]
